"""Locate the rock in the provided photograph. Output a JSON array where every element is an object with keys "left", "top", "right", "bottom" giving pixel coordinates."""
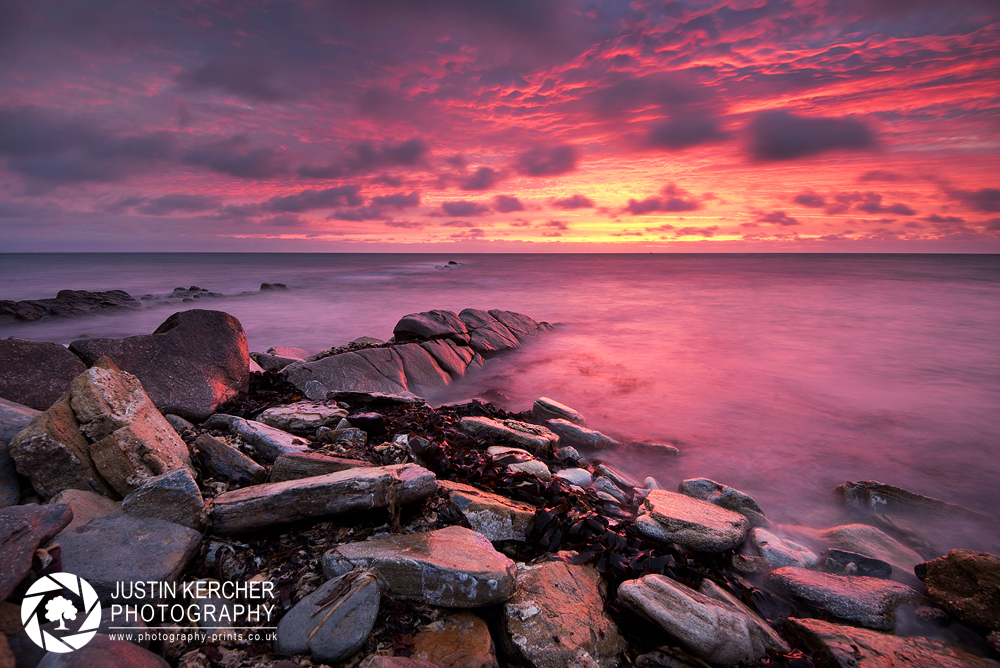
[
  {"left": 820, "top": 524, "right": 923, "bottom": 580},
  {"left": 255, "top": 401, "right": 348, "bottom": 433},
  {"left": 35, "top": 633, "right": 168, "bottom": 668},
  {"left": 363, "top": 658, "right": 449, "bottom": 668},
  {"left": 643, "top": 477, "right": 659, "bottom": 489},
  {"left": 458, "top": 309, "right": 520, "bottom": 356},
  {"left": 697, "top": 578, "right": 790, "bottom": 653},
  {"left": 49, "top": 489, "right": 122, "bottom": 535},
  {"left": 57, "top": 514, "right": 202, "bottom": 603},
  {"left": 394, "top": 343, "right": 455, "bottom": 395},
  {"left": 618, "top": 574, "right": 785, "bottom": 667},
  {"left": 635, "top": 490, "right": 749, "bottom": 552},
  {"left": 193, "top": 434, "right": 266, "bottom": 486},
  {"left": 678, "top": 478, "right": 768, "bottom": 527},
  {"left": 317, "top": 427, "right": 367, "bottom": 448},
  {"left": 501, "top": 561, "right": 624, "bottom": 668},
  {"left": 916, "top": 549, "right": 1000, "bottom": 633},
  {"left": 785, "top": 616, "right": 997, "bottom": 668},
  {"left": 531, "top": 397, "right": 584, "bottom": 425},
  {"left": 439, "top": 481, "right": 536, "bottom": 542},
  {"left": 593, "top": 464, "right": 636, "bottom": 493},
  {"left": 0, "top": 449, "right": 17, "bottom": 509},
  {"left": 545, "top": 419, "right": 618, "bottom": 450},
  {"left": 394, "top": 310, "right": 470, "bottom": 345},
  {"left": 0, "top": 338, "right": 86, "bottom": 411},
  {"left": 750, "top": 527, "right": 821, "bottom": 569},
  {"left": 121, "top": 468, "right": 207, "bottom": 532},
  {"left": 411, "top": 611, "right": 498, "bottom": 668},
  {"left": 0, "top": 398, "right": 39, "bottom": 445},
  {"left": 249, "top": 351, "right": 301, "bottom": 372},
  {"left": 260, "top": 282, "right": 287, "bottom": 291},
  {"left": 554, "top": 468, "right": 592, "bottom": 488},
  {"left": 267, "top": 346, "right": 307, "bottom": 359},
  {"left": 68, "top": 310, "right": 250, "bottom": 422},
  {"left": 592, "top": 477, "right": 629, "bottom": 505},
  {"left": 163, "top": 414, "right": 194, "bottom": 435},
  {"left": 765, "top": 566, "right": 922, "bottom": 630},
  {"left": 0, "top": 504, "right": 73, "bottom": 601},
  {"left": 323, "top": 526, "right": 515, "bottom": 607},
  {"left": 633, "top": 647, "right": 704, "bottom": 668},
  {"left": 211, "top": 463, "right": 437, "bottom": 535},
  {"left": 459, "top": 417, "right": 558, "bottom": 454},
  {"left": 487, "top": 310, "right": 539, "bottom": 342},
  {"left": 283, "top": 350, "right": 409, "bottom": 397},
  {"left": 275, "top": 569, "right": 381, "bottom": 664},
  {"left": 330, "top": 391, "right": 425, "bottom": 406},
  {"left": 347, "top": 412, "right": 388, "bottom": 437},
  {"left": 0, "top": 633, "right": 12, "bottom": 668},
  {"left": 420, "top": 339, "right": 478, "bottom": 380},
  {"left": 825, "top": 549, "right": 893, "bottom": 578},
  {"left": 248, "top": 357, "right": 265, "bottom": 374},
  {"left": 554, "top": 446, "right": 582, "bottom": 464},
  {"left": 835, "top": 480, "right": 981, "bottom": 519},
  {"left": 222, "top": 416, "right": 311, "bottom": 462},
  {"left": 269, "top": 451, "right": 373, "bottom": 483},
  {"left": 486, "top": 447, "right": 551, "bottom": 482}
]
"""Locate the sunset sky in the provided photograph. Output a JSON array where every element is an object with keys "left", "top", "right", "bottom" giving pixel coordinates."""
[{"left": 1, "top": 0, "right": 998, "bottom": 252}]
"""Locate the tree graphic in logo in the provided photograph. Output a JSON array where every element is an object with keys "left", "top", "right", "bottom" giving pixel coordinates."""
[
  {"left": 45, "top": 596, "right": 78, "bottom": 630},
  {"left": 21, "top": 573, "right": 101, "bottom": 653}
]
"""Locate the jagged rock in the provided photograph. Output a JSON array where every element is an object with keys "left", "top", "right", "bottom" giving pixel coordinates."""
[
  {"left": 486, "top": 446, "right": 551, "bottom": 482},
  {"left": 501, "top": 561, "right": 624, "bottom": 668},
  {"left": 678, "top": 478, "right": 768, "bottom": 527},
  {"left": 49, "top": 489, "right": 122, "bottom": 535},
  {"left": 0, "top": 398, "right": 39, "bottom": 445},
  {"left": 249, "top": 351, "right": 302, "bottom": 372},
  {"left": 58, "top": 514, "right": 202, "bottom": 603},
  {"left": 554, "top": 468, "right": 592, "bottom": 488},
  {"left": 458, "top": 309, "right": 520, "bottom": 355},
  {"left": 69, "top": 310, "right": 250, "bottom": 421},
  {"left": 785, "top": 616, "right": 997, "bottom": 668},
  {"left": 765, "top": 566, "right": 922, "bottom": 630},
  {"left": 35, "top": 633, "right": 168, "bottom": 668},
  {"left": 121, "top": 468, "right": 207, "bottom": 532},
  {"left": 211, "top": 463, "right": 437, "bottom": 535},
  {"left": 269, "top": 451, "right": 373, "bottom": 482},
  {"left": 916, "top": 549, "right": 1000, "bottom": 633},
  {"left": 487, "top": 310, "right": 540, "bottom": 342},
  {"left": 275, "top": 569, "right": 381, "bottom": 664},
  {"left": 635, "top": 490, "right": 749, "bottom": 552},
  {"left": 825, "top": 549, "right": 893, "bottom": 578},
  {"left": 411, "top": 611, "right": 498, "bottom": 668},
  {"left": 317, "top": 427, "right": 367, "bottom": 447},
  {"left": 0, "top": 504, "right": 73, "bottom": 601},
  {"left": 459, "top": 417, "right": 558, "bottom": 454},
  {"left": 820, "top": 524, "right": 923, "bottom": 581},
  {"left": 394, "top": 343, "right": 455, "bottom": 395},
  {"left": 554, "top": 446, "right": 582, "bottom": 464},
  {"left": 750, "top": 527, "right": 821, "bottom": 569},
  {"left": 329, "top": 391, "right": 426, "bottom": 406},
  {"left": 439, "top": 481, "right": 536, "bottom": 542},
  {"left": 545, "top": 419, "right": 617, "bottom": 450},
  {"left": 163, "top": 414, "right": 194, "bottom": 435},
  {"left": 323, "top": 526, "right": 515, "bottom": 608},
  {"left": 618, "top": 574, "right": 786, "bottom": 667},
  {"left": 260, "top": 282, "right": 287, "bottom": 291},
  {"left": 255, "top": 401, "right": 348, "bottom": 433},
  {"left": 531, "top": 397, "right": 584, "bottom": 425},
  {"left": 219, "top": 416, "right": 311, "bottom": 462},
  {"left": 420, "top": 339, "right": 479, "bottom": 380},
  {"left": 193, "top": 434, "right": 266, "bottom": 486},
  {"left": 394, "top": 310, "right": 470, "bottom": 345},
  {"left": 0, "top": 338, "right": 86, "bottom": 411}
]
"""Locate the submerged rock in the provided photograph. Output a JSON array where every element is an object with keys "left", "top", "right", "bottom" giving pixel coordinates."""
[
  {"left": 545, "top": 419, "right": 618, "bottom": 450},
  {"left": 531, "top": 397, "right": 584, "bottom": 425},
  {"left": 916, "top": 549, "right": 1000, "bottom": 634},
  {"left": 635, "top": 490, "right": 749, "bottom": 552},
  {"left": 678, "top": 478, "right": 768, "bottom": 527},
  {"left": 0, "top": 338, "right": 85, "bottom": 411},
  {"left": 750, "top": 527, "right": 821, "bottom": 569},
  {"left": 835, "top": 480, "right": 981, "bottom": 519},
  {"left": 825, "top": 549, "right": 893, "bottom": 579},
  {"left": 820, "top": 523, "right": 923, "bottom": 582}
]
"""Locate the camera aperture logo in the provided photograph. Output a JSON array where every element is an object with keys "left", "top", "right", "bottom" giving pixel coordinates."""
[{"left": 21, "top": 573, "right": 102, "bottom": 653}]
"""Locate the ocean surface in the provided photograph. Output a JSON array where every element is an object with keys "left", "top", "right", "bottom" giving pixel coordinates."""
[{"left": 2, "top": 253, "right": 998, "bottom": 551}]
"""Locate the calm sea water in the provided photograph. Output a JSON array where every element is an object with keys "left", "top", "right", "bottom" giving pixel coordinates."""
[{"left": 2, "top": 253, "right": 998, "bottom": 549}]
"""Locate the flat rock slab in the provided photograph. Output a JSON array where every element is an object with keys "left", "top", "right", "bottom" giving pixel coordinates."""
[
  {"left": 917, "top": 549, "right": 1000, "bottom": 633},
  {"left": 439, "top": 480, "right": 536, "bottom": 542},
  {"left": 412, "top": 611, "right": 498, "bottom": 668},
  {"left": 269, "top": 451, "right": 373, "bottom": 483},
  {"left": 678, "top": 478, "right": 768, "bottom": 527},
  {"left": 193, "top": 434, "right": 266, "bottom": 486},
  {"left": 531, "top": 397, "right": 584, "bottom": 425},
  {"left": 545, "top": 419, "right": 618, "bottom": 450},
  {"left": 255, "top": 401, "right": 348, "bottom": 433},
  {"left": 501, "top": 561, "right": 624, "bottom": 668},
  {"left": 35, "top": 633, "right": 169, "bottom": 668},
  {"left": 323, "top": 526, "right": 516, "bottom": 608},
  {"left": 553, "top": 468, "right": 592, "bottom": 488},
  {"left": 785, "top": 617, "right": 997, "bottom": 668},
  {"left": 224, "top": 416, "right": 311, "bottom": 462},
  {"left": 121, "top": 467, "right": 207, "bottom": 531},
  {"left": 765, "top": 566, "right": 922, "bottom": 631},
  {"left": 0, "top": 338, "right": 86, "bottom": 411},
  {"left": 826, "top": 549, "right": 893, "bottom": 578},
  {"left": 635, "top": 490, "right": 749, "bottom": 552},
  {"left": 211, "top": 463, "right": 437, "bottom": 535},
  {"left": 0, "top": 504, "right": 73, "bottom": 601},
  {"left": 56, "top": 514, "right": 202, "bottom": 603},
  {"left": 459, "top": 417, "right": 558, "bottom": 454}
]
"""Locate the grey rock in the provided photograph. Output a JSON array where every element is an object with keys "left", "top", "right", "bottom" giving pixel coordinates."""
[
  {"left": 635, "top": 490, "right": 749, "bottom": 552},
  {"left": 765, "top": 566, "right": 922, "bottom": 630},
  {"left": 826, "top": 549, "right": 893, "bottom": 578},
  {"left": 227, "top": 416, "right": 311, "bottom": 462},
  {"left": 323, "top": 526, "right": 515, "bottom": 607},
  {"left": 0, "top": 504, "right": 73, "bottom": 601},
  {"left": 393, "top": 310, "right": 470, "bottom": 345},
  {"left": 282, "top": 350, "right": 408, "bottom": 397},
  {"left": 269, "top": 451, "right": 373, "bottom": 482},
  {"left": 394, "top": 343, "right": 453, "bottom": 395},
  {"left": 0, "top": 289, "right": 139, "bottom": 323},
  {"left": 255, "top": 401, "right": 348, "bottom": 433},
  {"left": 458, "top": 309, "right": 520, "bottom": 356},
  {"left": 487, "top": 310, "right": 539, "bottom": 342},
  {"left": 0, "top": 338, "right": 86, "bottom": 411},
  {"left": 545, "top": 419, "right": 618, "bottom": 449},
  {"left": 317, "top": 427, "right": 367, "bottom": 448},
  {"left": 678, "top": 478, "right": 768, "bottom": 527},
  {"left": 630, "top": 441, "right": 681, "bottom": 456},
  {"left": 486, "top": 446, "right": 551, "bottom": 482},
  {"left": 58, "top": 514, "right": 202, "bottom": 603},
  {"left": 835, "top": 480, "right": 981, "bottom": 519},
  {"left": 49, "top": 489, "right": 122, "bottom": 535},
  {"left": 193, "top": 434, "right": 266, "bottom": 486},
  {"left": 750, "top": 527, "right": 822, "bottom": 569},
  {"left": 420, "top": 339, "right": 477, "bottom": 380},
  {"left": 593, "top": 464, "right": 636, "bottom": 493},
  {"left": 439, "top": 480, "right": 536, "bottom": 542},
  {"left": 531, "top": 397, "right": 584, "bottom": 425},
  {"left": 249, "top": 351, "right": 301, "bottom": 372},
  {"left": 554, "top": 468, "right": 592, "bottom": 488},
  {"left": 592, "top": 477, "right": 629, "bottom": 505},
  {"left": 121, "top": 468, "right": 207, "bottom": 532},
  {"left": 163, "top": 414, "right": 194, "bottom": 435},
  {"left": 0, "top": 442, "right": 19, "bottom": 508},
  {"left": 275, "top": 569, "right": 381, "bottom": 664},
  {"left": 35, "top": 633, "right": 168, "bottom": 668},
  {"left": 0, "top": 397, "right": 39, "bottom": 445},
  {"left": 820, "top": 524, "right": 923, "bottom": 581},
  {"left": 267, "top": 346, "right": 308, "bottom": 359},
  {"left": 554, "top": 446, "right": 582, "bottom": 464},
  {"left": 459, "top": 417, "right": 558, "bottom": 454},
  {"left": 643, "top": 477, "right": 659, "bottom": 490}
]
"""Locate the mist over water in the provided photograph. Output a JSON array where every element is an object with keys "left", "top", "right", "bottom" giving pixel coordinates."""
[{"left": 3, "top": 253, "right": 998, "bottom": 551}]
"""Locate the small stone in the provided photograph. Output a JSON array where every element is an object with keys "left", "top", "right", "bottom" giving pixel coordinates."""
[
  {"left": 554, "top": 446, "right": 581, "bottom": 464},
  {"left": 678, "top": 478, "right": 768, "bottom": 527},
  {"left": 592, "top": 477, "right": 629, "bottom": 504},
  {"left": 487, "top": 447, "right": 551, "bottom": 482},
  {"left": 545, "top": 419, "right": 618, "bottom": 449},
  {"left": 193, "top": 434, "right": 266, "bottom": 486},
  {"left": 439, "top": 481, "right": 536, "bottom": 542},
  {"left": 593, "top": 464, "right": 636, "bottom": 492},
  {"left": 163, "top": 414, "right": 194, "bottom": 435},
  {"left": 256, "top": 401, "right": 348, "bottom": 433},
  {"left": 825, "top": 549, "right": 893, "bottom": 578},
  {"left": 411, "top": 612, "right": 498, "bottom": 668},
  {"left": 0, "top": 504, "right": 73, "bottom": 601},
  {"left": 121, "top": 468, "right": 207, "bottom": 532},
  {"left": 916, "top": 549, "right": 1000, "bottom": 633},
  {"left": 635, "top": 490, "right": 749, "bottom": 552},
  {"left": 225, "top": 416, "right": 311, "bottom": 462},
  {"left": 554, "top": 468, "right": 592, "bottom": 488},
  {"left": 531, "top": 397, "right": 584, "bottom": 425},
  {"left": 643, "top": 477, "right": 659, "bottom": 490},
  {"left": 460, "top": 417, "right": 558, "bottom": 454},
  {"left": 750, "top": 527, "right": 821, "bottom": 569},
  {"left": 35, "top": 633, "right": 169, "bottom": 668},
  {"left": 317, "top": 427, "right": 367, "bottom": 447},
  {"left": 268, "top": 452, "right": 373, "bottom": 483}
]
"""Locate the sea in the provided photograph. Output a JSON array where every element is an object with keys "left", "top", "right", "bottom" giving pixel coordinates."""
[{"left": 2, "top": 253, "right": 998, "bottom": 551}]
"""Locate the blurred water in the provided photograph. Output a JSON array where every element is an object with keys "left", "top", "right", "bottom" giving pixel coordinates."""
[{"left": 2, "top": 253, "right": 998, "bottom": 548}]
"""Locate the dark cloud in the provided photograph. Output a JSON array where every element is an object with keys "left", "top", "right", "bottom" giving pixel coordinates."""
[
  {"left": 262, "top": 213, "right": 304, "bottom": 227},
  {"left": 372, "top": 191, "right": 420, "bottom": 209},
  {"left": 625, "top": 183, "right": 702, "bottom": 215},
  {"left": 647, "top": 116, "right": 726, "bottom": 150},
  {"left": 513, "top": 144, "right": 577, "bottom": 177},
  {"left": 330, "top": 205, "right": 387, "bottom": 221},
  {"left": 947, "top": 187, "right": 1000, "bottom": 213},
  {"left": 856, "top": 192, "right": 916, "bottom": 215},
  {"left": 493, "top": 195, "right": 524, "bottom": 212},
  {"left": 794, "top": 191, "right": 825, "bottom": 208},
  {"left": 441, "top": 200, "right": 490, "bottom": 217},
  {"left": 540, "top": 220, "right": 568, "bottom": 230},
  {"left": 749, "top": 110, "right": 874, "bottom": 161},
  {"left": 552, "top": 194, "right": 594, "bottom": 209},
  {"left": 176, "top": 59, "right": 294, "bottom": 102},
  {"left": 757, "top": 211, "right": 800, "bottom": 226},
  {"left": 450, "top": 228, "right": 486, "bottom": 240},
  {"left": 674, "top": 226, "right": 718, "bottom": 237},
  {"left": 461, "top": 167, "right": 501, "bottom": 191},
  {"left": 924, "top": 214, "right": 964, "bottom": 223},
  {"left": 297, "top": 138, "right": 429, "bottom": 179},
  {"left": 267, "top": 185, "right": 363, "bottom": 212},
  {"left": 137, "top": 194, "right": 220, "bottom": 216},
  {"left": 859, "top": 170, "right": 902, "bottom": 182},
  {"left": 385, "top": 220, "right": 425, "bottom": 229},
  {"left": 184, "top": 136, "right": 287, "bottom": 178},
  {"left": 442, "top": 220, "right": 476, "bottom": 227}
]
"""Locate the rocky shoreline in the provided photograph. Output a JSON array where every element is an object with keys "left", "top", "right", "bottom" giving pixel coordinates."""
[{"left": 1, "top": 307, "right": 998, "bottom": 668}]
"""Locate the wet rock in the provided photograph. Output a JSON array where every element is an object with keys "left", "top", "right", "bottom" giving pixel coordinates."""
[
  {"left": 69, "top": 310, "right": 250, "bottom": 422},
  {"left": 223, "top": 416, "right": 311, "bottom": 462},
  {"left": 500, "top": 561, "right": 624, "bottom": 668},
  {"left": 642, "top": 477, "right": 659, "bottom": 490},
  {"left": 635, "top": 490, "right": 749, "bottom": 552},
  {"left": 249, "top": 351, "right": 301, "bottom": 372},
  {"left": 785, "top": 616, "right": 997, "bottom": 668},
  {"left": 459, "top": 417, "right": 558, "bottom": 454},
  {"left": 835, "top": 480, "right": 981, "bottom": 519},
  {"left": 439, "top": 480, "right": 536, "bottom": 542},
  {"left": 193, "top": 434, "right": 266, "bottom": 486},
  {"left": 269, "top": 451, "right": 373, "bottom": 483},
  {"left": 825, "top": 549, "right": 893, "bottom": 578},
  {"left": 275, "top": 569, "right": 381, "bottom": 664},
  {"left": 916, "top": 549, "right": 1000, "bottom": 633},
  {"left": 394, "top": 310, "right": 470, "bottom": 345},
  {"left": 629, "top": 441, "right": 681, "bottom": 457},
  {"left": 211, "top": 463, "right": 437, "bottom": 535},
  {"left": 0, "top": 504, "right": 73, "bottom": 601},
  {"left": 554, "top": 468, "right": 592, "bottom": 488},
  {"left": 486, "top": 447, "right": 551, "bottom": 482},
  {"left": 678, "top": 478, "right": 768, "bottom": 527},
  {"left": 618, "top": 573, "right": 786, "bottom": 667},
  {"left": 163, "top": 414, "right": 194, "bottom": 435},
  {"left": 255, "top": 401, "right": 348, "bottom": 433},
  {"left": 323, "top": 526, "right": 515, "bottom": 608},
  {"left": 421, "top": 339, "right": 479, "bottom": 380},
  {"left": 545, "top": 419, "right": 617, "bottom": 450},
  {"left": 487, "top": 310, "right": 540, "bottom": 342},
  {"left": 57, "top": 514, "right": 202, "bottom": 603},
  {"left": 0, "top": 338, "right": 86, "bottom": 411},
  {"left": 324, "top": 390, "right": 422, "bottom": 407},
  {"left": 0, "top": 398, "right": 39, "bottom": 445},
  {"left": 531, "top": 397, "right": 584, "bottom": 425},
  {"left": 347, "top": 412, "right": 388, "bottom": 437},
  {"left": 411, "top": 611, "right": 498, "bottom": 668},
  {"left": 121, "top": 468, "right": 207, "bottom": 532},
  {"left": 820, "top": 524, "right": 923, "bottom": 581},
  {"left": 283, "top": 349, "right": 409, "bottom": 398},
  {"left": 750, "top": 527, "right": 821, "bottom": 569},
  {"left": 317, "top": 427, "right": 367, "bottom": 448},
  {"left": 458, "top": 309, "right": 519, "bottom": 356},
  {"left": 554, "top": 446, "right": 581, "bottom": 465},
  {"left": 259, "top": 282, "right": 287, "bottom": 291},
  {"left": 594, "top": 464, "right": 636, "bottom": 492},
  {"left": 592, "top": 477, "right": 629, "bottom": 505},
  {"left": 765, "top": 566, "right": 922, "bottom": 630},
  {"left": 49, "top": 489, "right": 122, "bottom": 535},
  {"left": 35, "top": 633, "right": 168, "bottom": 668},
  {"left": 394, "top": 343, "right": 455, "bottom": 395},
  {"left": 633, "top": 646, "right": 704, "bottom": 668}
]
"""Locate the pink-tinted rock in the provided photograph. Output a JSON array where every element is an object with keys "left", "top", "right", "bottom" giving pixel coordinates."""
[
  {"left": 0, "top": 339, "right": 85, "bottom": 411},
  {"left": 0, "top": 504, "right": 73, "bottom": 601}
]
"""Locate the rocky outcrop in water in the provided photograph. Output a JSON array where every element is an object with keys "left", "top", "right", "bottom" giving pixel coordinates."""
[{"left": 0, "top": 289, "right": 140, "bottom": 323}]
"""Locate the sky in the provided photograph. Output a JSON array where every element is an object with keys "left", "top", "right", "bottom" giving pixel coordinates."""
[{"left": 0, "top": 0, "right": 998, "bottom": 252}]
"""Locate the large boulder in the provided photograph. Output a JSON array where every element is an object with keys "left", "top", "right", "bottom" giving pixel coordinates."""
[
  {"left": 916, "top": 550, "right": 1000, "bottom": 633},
  {"left": 393, "top": 310, "right": 470, "bottom": 345},
  {"left": 0, "top": 504, "right": 73, "bottom": 601},
  {"left": 69, "top": 310, "right": 249, "bottom": 421},
  {"left": 634, "top": 490, "right": 749, "bottom": 552},
  {"left": 0, "top": 397, "right": 40, "bottom": 445},
  {"left": 458, "top": 309, "right": 520, "bottom": 355},
  {"left": 0, "top": 338, "right": 85, "bottom": 411},
  {"left": 678, "top": 478, "right": 768, "bottom": 527}
]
